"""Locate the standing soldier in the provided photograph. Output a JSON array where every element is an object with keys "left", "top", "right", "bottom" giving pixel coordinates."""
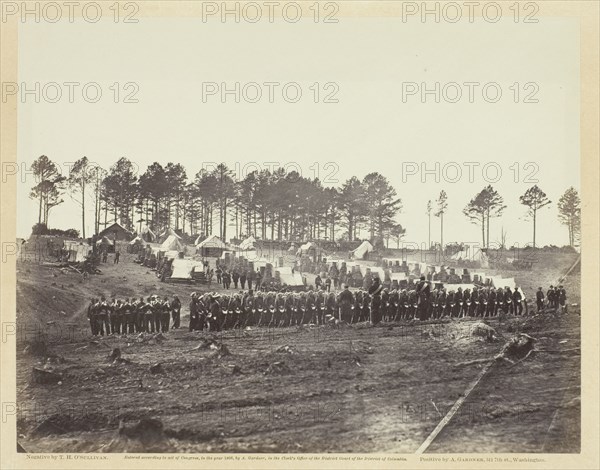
[
  {"left": 239, "top": 270, "right": 247, "bottom": 290},
  {"left": 223, "top": 270, "right": 231, "bottom": 289},
  {"left": 513, "top": 287, "right": 523, "bottom": 316},
  {"left": 416, "top": 276, "right": 430, "bottom": 321},
  {"left": 189, "top": 293, "right": 199, "bottom": 331},
  {"left": 487, "top": 288, "right": 497, "bottom": 317},
  {"left": 122, "top": 298, "right": 135, "bottom": 334},
  {"left": 469, "top": 288, "right": 479, "bottom": 317},
  {"left": 315, "top": 274, "right": 323, "bottom": 290},
  {"left": 142, "top": 296, "right": 154, "bottom": 333},
  {"left": 558, "top": 285, "right": 567, "bottom": 313},
  {"left": 243, "top": 289, "right": 255, "bottom": 327},
  {"left": 160, "top": 296, "right": 171, "bottom": 332},
  {"left": 477, "top": 289, "right": 487, "bottom": 317},
  {"left": 97, "top": 296, "right": 110, "bottom": 336},
  {"left": 247, "top": 269, "right": 255, "bottom": 290},
  {"left": 232, "top": 270, "right": 240, "bottom": 289},
  {"left": 216, "top": 267, "right": 222, "bottom": 285},
  {"left": 369, "top": 277, "right": 384, "bottom": 324},
  {"left": 171, "top": 295, "right": 181, "bottom": 329},
  {"left": 109, "top": 297, "right": 120, "bottom": 335},
  {"left": 454, "top": 287, "right": 463, "bottom": 318},
  {"left": 135, "top": 297, "right": 145, "bottom": 332},
  {"left": 338, "top": 285, "right": 353, "bottom": 323},
  {"left": 546, "top": 286, "right": 556, "bottom": 308},
  {"left": 536, "top": 287, "right": 545, "bottom": 312},
  {"left": 504, "top": 287, "right": 514, "bottom": 315},
  {"left": 87, "top": 298, "right": 98, "bottom": 336},
  {"left": 445, "top": 289, "right": 454, "bottom": 319}
]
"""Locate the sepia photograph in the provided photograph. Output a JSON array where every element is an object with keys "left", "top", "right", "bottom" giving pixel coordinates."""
[{"left": 1, "top": 1, "right": 598, "bottom": 468}]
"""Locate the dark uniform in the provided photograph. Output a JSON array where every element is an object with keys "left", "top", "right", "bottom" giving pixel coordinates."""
[
  {"left": 171, "top": 296, "right": 181, "bottom": 329},
  {"left": 189, "top": 295, "right": 200, "bottom": 331},
  {"left": 536, "top": 288, "right": 545, "bottom": 312},
  {"left": 96, "top": 299, "right": 110, "bottom": 336},
  {"left": 338, "top": 287, "right": 353, "bottom": 323},
  {"left": 512, "top": 288, "right": 523, "bottom": 315},
  {"left": 123, "top": 299, "right": 136, "bottom": 334},
  {"left": 160, "top": 297, "right": 171, "bottom": 332},
  {"left": 368, "top": 278, "right": 384, "bottom": 324},
  {"left": 558, "top": 286, "right": 567, "bottom": 313},
  {"left": 87, "top": 299, "right": 98, "bottom": 336}
]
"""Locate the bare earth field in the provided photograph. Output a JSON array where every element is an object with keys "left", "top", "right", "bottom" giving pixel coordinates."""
[{"left": 14, "top": 250, "right": 580, "bottom": 453}]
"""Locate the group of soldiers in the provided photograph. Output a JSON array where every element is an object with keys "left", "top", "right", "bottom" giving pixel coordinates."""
[
  {"left": 86, "top": 295, "right": 182, "bottom": 336},
  {"left": 536, "top": 285, "right": 568, "bottom": 312},
  {"left": 85, "top": 280, "right": 568, "bottom": 336},
  {"left": 186, "top": 276, "right": 538, "bottom": 332}
]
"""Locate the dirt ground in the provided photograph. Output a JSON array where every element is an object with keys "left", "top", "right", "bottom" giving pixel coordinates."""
[{"left": 14, "top": 248, "right": 580, "bottom": 453}]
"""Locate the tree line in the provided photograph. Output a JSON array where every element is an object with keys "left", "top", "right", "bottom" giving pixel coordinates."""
[{"left": 29, "top": 155, "right": 581, "bottom": 248}]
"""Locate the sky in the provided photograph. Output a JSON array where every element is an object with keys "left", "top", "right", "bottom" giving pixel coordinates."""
[{"left": 16, "top": 15, "right": 580, "bottom": 247}]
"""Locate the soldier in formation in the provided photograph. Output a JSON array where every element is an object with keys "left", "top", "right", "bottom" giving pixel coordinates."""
[{"left": 86, "top": 294, "right": 182, "bottom": 336}]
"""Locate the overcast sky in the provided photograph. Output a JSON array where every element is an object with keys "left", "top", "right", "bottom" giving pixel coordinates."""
[{"left": 17, "top": 16, "right": 580, "bottom": 247}]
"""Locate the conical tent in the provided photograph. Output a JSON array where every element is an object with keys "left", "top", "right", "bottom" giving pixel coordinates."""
[
  {"left": 160, "top": 234, "right": 184, "bottom": 252},
  {"left": 239, "top": 236, "right": 257, "bottom": 250},
  {"left": 351, "top": 241, "right": 373, "bottom": 259},
  {"left": 129, "top": 236, "right": 145, "bottom": 246},
  {"left": 140, "top": 225, "right": 156, "bottom": 242},
  {"left": 159, "top": 227, "right": 182, "bottom": 244},
  {"left": 96, "top": 236, "right": 113, "bottom": 246},
  {"left": 196, "top": 234, "right": 227, "bottom": 257}
]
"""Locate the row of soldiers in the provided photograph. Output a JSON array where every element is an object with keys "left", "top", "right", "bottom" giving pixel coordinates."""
[
  {"left": 86, "top": 296, "right": 182, "bottom": 336},
  {"left": 186, "top": 278, "right": 531, "bottom": 332},
  {"left": 86, "top": 282, "right": 567, "bottom": 335}
]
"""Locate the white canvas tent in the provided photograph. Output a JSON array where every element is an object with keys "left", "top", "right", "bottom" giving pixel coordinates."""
[
  {"left": 170, "top": 259, "right": 202, "bottom": 280},
  {"left": 129, "top": 236, "right": 145, "bottom": 246},
  {"left": 96, "top": 236, "right": 114, "bottom": 246},
  {"left": 64, "top": 240, "right": 89, "bottom": 262},
  {"left": 160, "top": 235, "right": 184, "bottom": 252},
  {"left": 351, "top": 241, "right": 374, "bottom": 260},
  {"left": 164, "top": 250, "right": 180, "bottom": 260},
  {"left": 196, "top": 234, "right": 227, "bottom": 249},
  {"left": 239, "top": 236, "right": 257, "bottom": 250},
  {"left": 253, "top": 258, "right": 271, "bottom": 269},
  {"left": 390, "top": 272, "right": 407, "bottom": 282},
  {"left": 296, "top": 242, "right": 317, "bottom": 256},
  {"left": 196, "top": 234, "right": 228, "bottom": 257},
  {"left": 441, "top": 283, "right": 477, "bottom": 291},
  {"left": 275, "top": 266, "right": 304, "bottom": 287},
  {"left": 159, "top": 227, "right": 182, "bottom": 244},
  {"left": 489, "top": 276, "right": 517, "bottom": 290}
]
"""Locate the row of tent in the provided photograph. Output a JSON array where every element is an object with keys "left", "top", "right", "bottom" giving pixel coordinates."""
[
  {"left": 325, "top": 257, "right": 516, "bottom": 291},
  {"left": 292, "top": 240, "right": 374, "bottom": 260},
  {"left": 131, "top": 231, "right": 259, "bottom": 255}
]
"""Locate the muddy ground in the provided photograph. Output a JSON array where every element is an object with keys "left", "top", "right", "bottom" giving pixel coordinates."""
[{"left": 14, "top": 249, "right": 580, "bottom": 453}]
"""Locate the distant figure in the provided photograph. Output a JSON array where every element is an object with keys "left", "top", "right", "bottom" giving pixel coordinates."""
[
  {"left": 102, "top": 250, "right": 108, "bottom": 263},
  {"left": 536, "top": 287, "right": 545, "bottom": 312},
  {"left": 114, "top": 251, "right": 120, "bottom": 264}
]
